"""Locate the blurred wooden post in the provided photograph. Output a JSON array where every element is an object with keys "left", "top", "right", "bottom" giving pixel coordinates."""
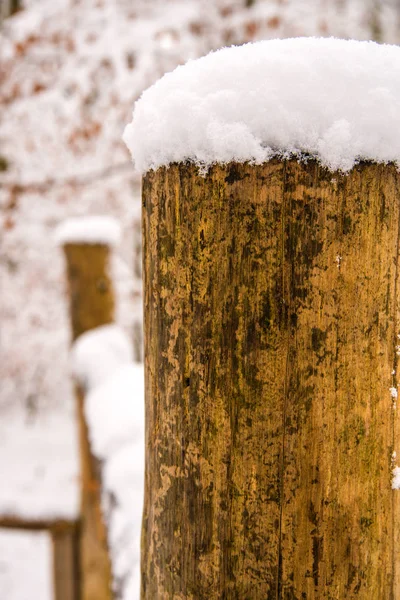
[
  {"left": 52, "top": 522, "right": 81, "bottom": 600},
  {"left": 0, "top": 517, "right": 80, "bottom": 600},
  {"left": 63, "top": 244, "right": 115, "bottom": 341},
  {"left": 0, "top": 0, "right": 21, "bottom": 21},
  {"left": 142, "top": 160, "right": 400, "bottom": 599},
  {"left": 62, "top": 241, "right": 114, "bottom": 600}
]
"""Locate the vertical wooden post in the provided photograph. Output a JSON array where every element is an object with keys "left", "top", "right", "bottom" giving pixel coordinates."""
[
  {"left": 141, "top": 160, "right": 400, "bottom": 599},
  {"left": 63, "top": 243, "right": 115, "bottom": 342},
  {"left": 0, "top": 0, "right": 21, "bottom": 21},
  {"left": 62, "top": 242, "right": 114, "bottom": 600},
  {"left": 0, "top": 517, "right": 80, "bottom": 600},
  {"left": 52, "top": 522, "right": 81, "bottom": 600}
]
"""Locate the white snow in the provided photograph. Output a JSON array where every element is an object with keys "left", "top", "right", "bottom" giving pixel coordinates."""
[
  {"left": 392, "top": 466, "right": 400, "bottom": 490},
  {"left": 0, "top": 407, "right": 79, "bottom": 522},
  {"left": 71, "top": 326, "right": 144, "bottom": 599},
  {"left": 71, "top": 324, "right": 133, "bottom": 393},
  {"left": 124, "top": 37, "right": 400, "bottom": 173},
  {"left": 0, "top": 529, "right": 53, "bottom": 600},
  {"left": 390, "top": 386, "right": 398, "bottom": 399},
  {"left": 54, "top": 216, "right": 121, "bottom": 247},
  {"left": 85, "top": 363, "right": 144, "bottom": 599},
  {"left": 85, "top": 363, "right": 144, "bottom": 459}
]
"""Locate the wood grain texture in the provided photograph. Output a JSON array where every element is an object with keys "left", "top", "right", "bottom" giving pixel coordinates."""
[
  {"left": 63, "top": 242, "right": 114, "bottom": 600},
  {"left": 141, "top": 160, "right": 400, "bottom": 599}
]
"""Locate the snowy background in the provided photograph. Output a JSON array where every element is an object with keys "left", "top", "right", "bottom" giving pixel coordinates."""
[{"left": 1, "top": 0, "right": 400, "bottom": 598}]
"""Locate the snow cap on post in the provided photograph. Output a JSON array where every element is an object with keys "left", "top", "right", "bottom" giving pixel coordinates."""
[
  {"left": 123, "top": 37, "right": 400, "bottom": 173},
  {"left": 54, "top": 215, "right": 121, "bottom": 247}
]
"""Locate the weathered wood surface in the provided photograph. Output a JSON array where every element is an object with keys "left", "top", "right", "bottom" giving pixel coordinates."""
[
  {"left": 63, "top": 242, "right": 114, "bottom": 600},
  {"left": 142, "top": 160, "right": 400, "bottom": 599}
]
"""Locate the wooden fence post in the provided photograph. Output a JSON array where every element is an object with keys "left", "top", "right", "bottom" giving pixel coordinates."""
[
  {"left": 0, "top": 517, "right": 80, "bottom": 600},
  {"left": 61, "top": 233, "right": 116, "bottom": 600},
  {"left": 51, "top": 522, "right": 81, "bottom": 600},
  {"left": 141, "top": 160, "right": 400, "bottom": 599},
  {"left": 63, "top": 243, "right": 115, "bottom": 342}
]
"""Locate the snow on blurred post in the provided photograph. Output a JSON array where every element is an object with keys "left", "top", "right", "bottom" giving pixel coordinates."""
[
  {"left": 71, "top": 326, "right": 144, "bottom": 599},
  {"left": 124, "top": 39, "right": 400, "bottom": 598},
  {"left": 57, "top": 216, "right": 121, "bottom": 600}
]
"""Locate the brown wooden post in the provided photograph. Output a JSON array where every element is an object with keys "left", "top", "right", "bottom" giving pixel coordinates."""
[
  {"left": 63, "top": 243, "right": 115, "bottom": 341},
  {"left": 61, "top": 240, "right": 115, "bottom": 600},
  {"left": 141, "top": 160, "right": 400, "bottom": 599},
  {"left": 0, "top": 517, "right": 80, "bottom": 600},
  {"left": 51, "top": 522, "right": 81, "bottom": 600}
]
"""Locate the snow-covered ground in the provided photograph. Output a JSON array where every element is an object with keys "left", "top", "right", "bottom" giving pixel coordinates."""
[
  {"left": 0, "top": 406, "right": 79, "bottom": 521},
  {"left": 1, "top": 0, "right": 400, "bottom": 598},
  {"left": 0, "top": 529, "right": 53, "bottom": 600}
]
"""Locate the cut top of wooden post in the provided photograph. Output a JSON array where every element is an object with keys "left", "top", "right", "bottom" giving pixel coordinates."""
[{"left": 123, "top": 37, "right": 400, "bottom": 175}]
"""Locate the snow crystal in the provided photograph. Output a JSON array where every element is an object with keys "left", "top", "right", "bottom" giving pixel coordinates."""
[
  {"left": 71, "top": 324, "right": 133, "bottom": 392},
  {"left": 124, "top": 37, "right": 400, "bottom": 174},
  {"left": 390, "top": 386, "right": 398, "bottom": 399},
  {"left": 54, "top": 216, "right": 121, "bottom": 247},
  {"left": 392, "top": 466, "right": 400, "bottom": 490}
]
